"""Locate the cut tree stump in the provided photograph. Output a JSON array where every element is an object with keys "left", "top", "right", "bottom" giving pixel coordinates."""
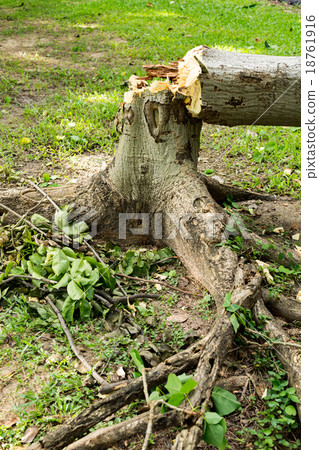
[{"left": 1, "top": 46, "right": 301, "bottom": 449}]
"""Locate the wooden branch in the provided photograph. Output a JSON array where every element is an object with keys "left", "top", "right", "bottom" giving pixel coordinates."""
[
  {"left": 115, "top": 273, "right": 201, "bottom": 296},
  {"left": 65, "top": 410, "right": 183, "bottom": 450},
  {"left": 0, "top": 201, "right": 48, "bottom": 238},
  {"left": 45, "top": 296, "right": 105, "bottom": 385},
  {"left": 0, "top": 273, "right": 57, "bottom": 286}
]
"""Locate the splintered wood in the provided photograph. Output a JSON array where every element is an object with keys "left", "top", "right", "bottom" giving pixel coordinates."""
[{"left": 124, "top": 46, "right": 205, "bottom": 116}]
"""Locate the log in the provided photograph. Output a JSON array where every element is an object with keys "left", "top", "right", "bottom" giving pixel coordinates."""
[{"left": 133, "top": 46, "right": 301, "bottom": 126}]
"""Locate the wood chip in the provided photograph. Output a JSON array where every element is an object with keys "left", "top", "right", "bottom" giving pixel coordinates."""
[
  {"left": 21, "top": 426, "right": 40, "bottom": 444},
  {"left": 167, "top": 313, "right": 189, "bottom": 323}
]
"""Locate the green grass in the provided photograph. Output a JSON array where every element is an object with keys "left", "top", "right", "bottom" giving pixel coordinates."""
[{"left": 0, "top": 0, "right": 300, "bottom": 195}]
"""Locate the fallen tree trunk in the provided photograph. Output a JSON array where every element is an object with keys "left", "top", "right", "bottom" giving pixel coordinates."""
[{"left": 140, "top": 46, "right": 301, "bottom": 126}]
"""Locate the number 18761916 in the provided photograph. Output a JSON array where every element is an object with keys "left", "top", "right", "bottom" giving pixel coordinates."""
[{"left": 306, "top": 15, "right": 316, "bottom": 74}]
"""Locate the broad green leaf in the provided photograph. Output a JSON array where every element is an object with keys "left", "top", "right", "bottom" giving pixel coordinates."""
[
  {"left": 211, "top": 386, "right": 241, "bottom": 416},
  {"left": 165, "top": 373, "right": 182, "bottom": 395},
  {"left": 79, "top": 298, "right": 91, "bottom": 321},
  {"left": 177, "top": 373, "right": 194, "bottom": 384},
  {"left": 203, "top": 421, "right": 225, "bottom": 447},
  {"left": 167, "top": 392, "right": 184, "bottom": 407},
  {"left": 30, "top": 253, "right": 44, "bottom": 266},
  {"left": 278, "top": 266, "right": 293, "bottom": 275},
  {"left": 4, "top": 261, "right": 14, "bottom": 277},
  {"left": 10, "top": 266, "right": 25, "bottom": 275},
  {"left": 52, "top": 249, "right": 69, "bottom": 276},
  {"left": 223, "top": 292, "right": 232, "bottom": 308},
  {"left": 88, "top": 268, "right": 99, "bottom": 285},
  {"left": 285, "top": 405, "right": 297, "bottom": 416},
  {"left": 67, "top": 280, "right": 84, "bottom": 300},
  {"left": 130, "top": 349, "right": 145, "bottom": 373},
  {"left": 62, "top": 296, "right": 76, "bottom": 322},
  {"left": 226, "top": 304, "right": 241, "bottom": 313},
  {"left": 70, "top": 259, "right": 86, "bottom": 277},
  {"left": 97, "top": 264, "right": 116, "bottom": 291},
  {"left": 230, "top": 313, "right": 240, "bottom": 333},
  {"left": 180, "top": 378, "right": 197, "bottom": 395},
  {"left": 62, "top": 247, "right": 78, "bottom": 259},
  {"left": 27, "top": 260, "right": 46, "bottom": 279},
  {"left": 149, "top": 391, "right": 161, "bottom": 402},
  {"left": 53, "top": 272, "right": 71, "bottom": 289},
  {"left": 31, "top": 214, "right": 51, "bottom": 227},
  {"left": 85, "top": 285, "right": 94, "bottom": 301},
  {"left": 37, "top": 244, "right": 47, "bottom": 256},
  {"left": 289, "top": 394, "right": 300, "bottom": 403},
  {"left": 54, "top": 210, "right": 69, "bottom": 230},
  {"left": 204, "top": 412, "right": 224, "bottom": 425}
]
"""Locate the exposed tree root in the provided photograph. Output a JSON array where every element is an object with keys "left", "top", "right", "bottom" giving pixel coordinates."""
[
  {"left": 172, "top": 272, "right": 261, "bottom": 449},
  {"left": 202, "top": 175, "right": 281, "bottom": 204},
  {"left": 262, "top": 288, "right": 301, "bottom": 322},
  {"left": 28, "top": 338, "right": 205, "bottom": 449},
  {"left": 253, "top": 299, "right": 301, "bottom": 419},
  {"left": 65, "top": 410, "right": 183, "bottom": 450}
]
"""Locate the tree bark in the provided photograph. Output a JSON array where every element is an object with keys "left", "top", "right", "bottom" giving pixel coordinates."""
[{"left": 141, "top": 46, "right": 301, "bottom": 126}]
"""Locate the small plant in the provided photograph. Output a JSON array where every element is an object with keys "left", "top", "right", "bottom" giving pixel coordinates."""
[
  {"left": 130, "top": 350, "right": 241, "bottom": 449},
  {"left": 238, "top": 371, "right": 300, "bottom": 449}
]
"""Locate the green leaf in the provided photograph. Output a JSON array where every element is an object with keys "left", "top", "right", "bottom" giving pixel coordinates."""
[
  {"left": 130, "top": 349, "right": 145, "bottom": 373},
  {"left": 29, "top": 253, "right": 44, "bottom": 266},
  {"left": 79, "top": 298, "right": 91, "bottom": 321},
  {"left": 27, "top": 260, "right": 46, "bottom": 279},
  {"left": 165, "top": 373, "right": 182, "bottom": 395},
  {"left": 285, "top": 405, "right": 297, "bottom": 416},
  {"left": 203, "top": 421, "right": 225, "bottom": 447},
  {"left": 53, "top": 272, "right": 71, "bottom": 289},
  {"left": 167, "top": 392, "right": 184, "bottom": 407},
  {"left": 211, "top": 386, "right": 241, "bottom": 416},
  {"left": 180, "top": 378, "right": 197, "bottom": 395},
  {"left": 62, "top": 296, "right": 76, "bottom": 322},
  {"left": 31, "top": 214, "right": 51, "bottom": 227},
  {"left": 223, "top": 292, "right": 232, "bottom": 308},
  {"left": 149, "top": 391, "right": 160, "bottom": 402},
  {"left": 70, "top": 259, "right": 87, "bottom": 277},
  {"left": 204, "top": 412, "right": 224, "bottom": 425},
  {"left": 289, "top": 394, "right": 300, "bottom": 403},
  {"left": 52, "top": 249, "right": 69, "bottom": 276},
  {"left": 4, "top": 261, "right": 14, "bottom": 277},
  {"left": 67, "top": 280, "right": 84, "bottom": 300},
  {"left": 230, "top": 313, "right": 240, "bottom": 333},
  {"left": 226, "top": 304, "right": 241, "bottom": 313},
  {"left": 54, "top": 210, "right": 69, "bottom": 230},
  {"left": 62, "top": 247, "right": 78, "bottom": 259},
  {"left": 10, "top": 266, "right": 25, "bottom": 275},
  {"left": 278, "top": 266, "right": 293, "bottom": 275},
  {"left": 177, "top": 373, "right": 194, "bottom": 384}
]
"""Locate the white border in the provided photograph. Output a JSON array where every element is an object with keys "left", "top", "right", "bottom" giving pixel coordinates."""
[{"left": 302, "top": 0, "right": 319, "bottom": 446}]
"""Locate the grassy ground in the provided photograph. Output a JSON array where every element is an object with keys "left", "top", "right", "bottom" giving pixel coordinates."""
[{"left": 0, "top": 0, "right": 301, "bottom": 448}]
